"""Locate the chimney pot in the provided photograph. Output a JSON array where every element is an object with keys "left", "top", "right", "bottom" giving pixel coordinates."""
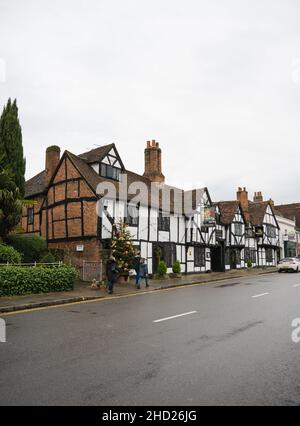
[
  {"left": 143, "top": 139, "right": 165, "bottom": 183},
  {"left": 253, "top": 191, "right": 263, "bottom": 202}
]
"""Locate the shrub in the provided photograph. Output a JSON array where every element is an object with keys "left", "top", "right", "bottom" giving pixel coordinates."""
[
  {"left": 6, "top": 234, "right": 47, "bottom": 263},
  {"left": 246, "top": 259, "right": 253, "bottom": 268},
  {"left": 49, "top": 248, "right": 65, "bottom": 262},
  {"left": 0, "top": 243, "right": 22, "bottom": 264},
  {"left": 0, "top": 265, "right": 77, "bottom": 296},
  {"left": 172, "top": 260, "right": 181, "bottom": 274},
  {"left": 158, "top": 260, "right": 167, "bottom": 276},
  {"left": 39, "top": 252, "right": 56, "bottom": 264}
]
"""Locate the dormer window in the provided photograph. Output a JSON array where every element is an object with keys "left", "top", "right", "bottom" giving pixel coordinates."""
[{"left": 100, "top": 163, "right": 121, "bottom": 181}]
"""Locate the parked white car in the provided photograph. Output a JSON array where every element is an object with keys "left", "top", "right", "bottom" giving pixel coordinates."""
[{"left": 277, "top": 258, "right": 300, "bottom": 273}]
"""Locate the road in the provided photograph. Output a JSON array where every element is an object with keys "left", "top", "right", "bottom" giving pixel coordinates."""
[{"left": 1, "top": 272, "right": 300, "bottom": 406}]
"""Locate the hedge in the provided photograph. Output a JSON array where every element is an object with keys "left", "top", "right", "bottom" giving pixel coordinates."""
[
  {"left": 0, "top": 244, "right": 22, "bottom": 264},
  {"left": 6, "top": 234, "right": 48, "bottom": 263},
  {"left": 0, "top": 266, "right": 77, "bottom": 296}
]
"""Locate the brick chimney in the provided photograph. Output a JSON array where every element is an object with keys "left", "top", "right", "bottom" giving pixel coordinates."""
[
  {"left": 237, "top": 187, "right": 250, "bottom": 222},
  {"left": 143, "top": 140, "right": 165, "bottom": 183},
  {"left": 45, "top": 145, "right": 60, "bottom": 185},
  {"left": 269, "top": 198, "right": 274, "bottom": 207},
  {"left": 253, "top": 191, "right": 263, "bottom": 202}
]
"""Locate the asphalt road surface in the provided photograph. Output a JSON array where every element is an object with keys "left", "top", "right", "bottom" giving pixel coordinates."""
[{"left": 1, "top": 272, "right": 300, "bottom": 406}]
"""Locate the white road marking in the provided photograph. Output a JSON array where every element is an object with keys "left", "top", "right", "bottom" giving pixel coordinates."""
[
  {"left": 293, "top": 284, "right": 300, "bottom": 288},
  {"left": 153, "top": 311, "right": 197, "bottom": 323},
  {"left": 252, "top": 293, "right": 269, "bottom": 298}
]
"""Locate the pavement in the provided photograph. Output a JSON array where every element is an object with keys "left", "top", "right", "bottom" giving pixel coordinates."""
[
  {"left": 1, "top": 269, "right": 300, "bottom": 405},
  {"left": 0, "top": 267, "right": 276, "bottom": 313}
]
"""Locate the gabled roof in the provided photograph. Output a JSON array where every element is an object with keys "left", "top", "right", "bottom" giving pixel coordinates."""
[
  {"left": 25, "top": 143, "right": 209, "bottom": 214},
  {"left": 25, "top": 144, "right": 115, "bottom": 198},
  {"left": 78, "top": 143, "right": 115, "bottom": 164},
  {"left": 248, "top": 201, "right": 269, "bottom": 226},
  {"left": 214, "top": 200, "right": 243, "bottom": 225}
]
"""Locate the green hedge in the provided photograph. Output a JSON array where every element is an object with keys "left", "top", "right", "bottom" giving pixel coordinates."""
[
  {"left": 0, "top": 266, "right": 77, "bottom": 296},
  {"left": 6, "top": 234, "right": 48, "bottom": 263},
  {"left": 0, "top": 243, "right": 22, "bottom": 264}
]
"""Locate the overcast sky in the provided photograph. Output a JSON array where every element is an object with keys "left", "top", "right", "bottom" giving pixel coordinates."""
[{"left": 1, "top": 0, "right": 300, "bottom": 204}]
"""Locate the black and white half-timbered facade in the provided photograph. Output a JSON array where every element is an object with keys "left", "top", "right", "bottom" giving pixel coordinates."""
[
  {"left": 214, "top": 201, "right": 247, "bottom": 270},
  {"left": 23, "top": 142, "right": 280, "bottom": 276},
  {"left": 212, "top": 188, "right": 280, "bottom": 269},
  {"left": 248, "top": 201, "right": 280, "bottom": 266}
]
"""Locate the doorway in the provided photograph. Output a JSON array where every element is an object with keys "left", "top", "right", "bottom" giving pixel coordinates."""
[{"left": 211, "top": 243, "right": 225, "bottom": 272}]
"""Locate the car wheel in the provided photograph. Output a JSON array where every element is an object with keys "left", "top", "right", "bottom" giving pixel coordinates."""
[{"left": 278, "top": 270, "right": 282, "bottom": 273}]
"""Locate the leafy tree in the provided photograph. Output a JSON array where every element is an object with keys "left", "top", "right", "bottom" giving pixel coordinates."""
[
  {"left": 0, "top": 99, "right": 26, "bottom": 196},
  {"left": 111, "top": 221, "right": 135, "bottom": 274}
]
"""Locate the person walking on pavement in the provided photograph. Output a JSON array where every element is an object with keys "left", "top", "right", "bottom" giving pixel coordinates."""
[
  {"left": 133, "top": 251, "right": 141, "bottom": 289},
  {"left": 139, "top": 257, "right": 149, "bottom": 288},
  {"left": 106, "top": 255, "right": 119, "bottom": 294}
]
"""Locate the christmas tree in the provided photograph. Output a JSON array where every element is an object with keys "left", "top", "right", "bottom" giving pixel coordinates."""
[{"left": 111, "top": 221, "right": 136, "bottom": 274}]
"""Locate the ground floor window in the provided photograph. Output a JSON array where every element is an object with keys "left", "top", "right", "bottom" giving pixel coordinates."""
[
  {"left": 194, "top": 246, "right": 206, "bottom": 267},
  {"left": 27, "top": 207, "right": 34, "bottom": 225},
  {"left": 244, "top": 248, "right": 257, "bottom": 264},
  {"left": 162, "top": 243, "right": 176, "bottom": 268},
  {"left": 266, "top": 248, "right": 273, "bottom": 263}
]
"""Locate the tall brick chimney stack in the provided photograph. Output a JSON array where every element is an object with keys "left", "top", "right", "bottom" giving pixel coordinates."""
[
  {"left": 143, "top": 140, "right": 165, "bottom": 183},
  {"left": 45, "top": 145, "right": 60, "bottom": 185},
  {"left": 237, "top": 187, "right": 250, "bottom": 222},
  {"left": 253, "top": 191, "right": 263, "bottom": 202}
]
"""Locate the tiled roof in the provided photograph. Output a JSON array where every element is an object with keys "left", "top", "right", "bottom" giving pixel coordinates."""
[
  {"left": 248, "top": 201, "right": 269, "bottom": 226},
  {"left": 78, "top": 144, "right": 114, "bottom": 163},
  {"left": 215, "top": 201, "right": 240, "bottom": 225},
  {"left": 275, "top": 203, "right": 300, "bottom": 228},
  {"left": 25, "top": 144, "right": 114, "bottom": 198},
  {"left": 24, "top": 170, "right": 46, "bottom": 198},
  {"left": 25, "top": 144, "right": 207, "bottom": 215}
]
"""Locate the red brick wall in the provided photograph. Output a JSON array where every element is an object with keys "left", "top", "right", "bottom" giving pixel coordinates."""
[
  {"left": 21, "top": 195, "right": 44, "bottom": 235},
  {"left": 22, "top": 154, "right": 101, "bottom": 266},
  {"left": 48, "top": 238, "right": 101, "bottom": 268}
]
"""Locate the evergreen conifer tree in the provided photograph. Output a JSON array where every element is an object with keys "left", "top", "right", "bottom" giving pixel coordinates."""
[{"left": 0, "top": 99, "right": 26, "bottom": 196}]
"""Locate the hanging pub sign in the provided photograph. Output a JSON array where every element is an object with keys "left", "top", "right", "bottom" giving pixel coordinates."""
[{"left": 203, "top": 206, "right": 216, "bottom": 226}]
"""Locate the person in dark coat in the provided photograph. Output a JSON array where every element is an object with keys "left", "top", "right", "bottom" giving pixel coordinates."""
[
  {"left": 139, "top": 257, "right": 149, "bottom": 288},
  {"left": 132, "top": 251, "right": 141, "bottom": 289},
  {"left": 106, "top": 256, "right": 119, "bottom": 294}
]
